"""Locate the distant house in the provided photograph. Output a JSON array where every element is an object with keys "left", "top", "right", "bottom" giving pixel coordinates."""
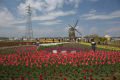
[
  {"left": 112, "top": 37, "right": 120, "bottom": 41},
  {"left": 104, "top": 35, "right": 120, "bottom": 41},
  {"left": 84, "top": 35, "right": 94, "bottom": 43},
  {"left": 104, "top": 35, "right": 111, "bottom": 41},
  {"left": 0, "top": 37, "right": 9, "bottom": 41},
  {"left": 9, "top": 37, "right": 18, "bottom": 40}
]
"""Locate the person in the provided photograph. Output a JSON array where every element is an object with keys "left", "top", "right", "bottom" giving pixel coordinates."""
[
  {"left": 91, "top": 38, "right": 96, "bottom": 52},
  {"left": 36, "top": 38, "right": 40, "bottom": 50},
  {"left": 45, "top": 38, "right": 46, "bottom": 43},
  {"left": 97, "top": 40, "right": 100, "bottom": 45},
  {"left": 53, "top": 39, "right": 54, "bottom": 43},
  {"left": 58, "top": 39, "right": 60, "bottom": 43}
]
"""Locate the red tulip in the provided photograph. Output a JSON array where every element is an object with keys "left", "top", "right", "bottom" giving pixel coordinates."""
[
  {"left": 89, "top": 76, "right": 93, "bottom": 80},
  {"left": 90, "top": 69, "right": 93, "bottom": 72},
  {"left": 113, "top": 76, "right": 117, "bottom": 80},
  {"left": 44, "top": 71, "right": 47, "bottom": 75},
  {"left": 11, "top": 77, "right": 15, "bottom": 80},
  {"left": 40, "top": 74, "right": 44, "bottom": 80},
  {"left": 95, "top": 67, "right": 98, "bottom": 70},
  {"left": 59, "top": 74, "right": 63, "bottom": 77},
  {"left": 21, "top": 77, "right": 24, "bottom": 80},
  {"left": 74, "top": 71, "right": 77, "bottom": 74},
  {"left": 84, "top": 70, "right": 86, "bottom": 74},
  {"left": 40, "top": 74, "right": 42, "bottom": 78},
  {"left": 106, "top": 78, "right": 109, "bottom": 80},
  {"left": 64, "top": 77, "right": 67, "bottom": 80},
  {"left": 83, "top": 76, "right": 86, "bottom": 79},
  {"left": 27, "top": 71, "right": 30, "bottom": 75},
  {"left": 111, "top": 70, "right": 114, "bottom": 72},
  {"left": 53, "top": 69, "right": 56, "bottom": 72}
]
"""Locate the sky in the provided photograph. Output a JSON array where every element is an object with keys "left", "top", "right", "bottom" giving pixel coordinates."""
[{"left": 0, "top": 0, "right": 120, "bottom": 38}]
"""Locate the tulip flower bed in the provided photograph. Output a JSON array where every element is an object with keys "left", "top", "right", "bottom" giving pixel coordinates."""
[
  {"left": 0, "top": 42, "right": 34, "bottom": 47},
  {"left": 46, "top": 46, "right": 90, "bottom": 53},
  {"left": 80, "top": 43, "right": 120, "bottom": 51},
  {"left": 0, "top": 45, "right": 120, "bottom": 80},
  {"left": 0, "top": 46, "right": 37, "bottom": 55}
]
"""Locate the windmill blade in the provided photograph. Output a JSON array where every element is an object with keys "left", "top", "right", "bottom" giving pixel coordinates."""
[
  {"left": 73, "top": 20, "right": 78, "bottom": 28},
  {"left": 68, "top": 24, "right": 73, "bottom": 28},
  {"left": 75, "top": 29, "right": 82, "bottom": 37}
]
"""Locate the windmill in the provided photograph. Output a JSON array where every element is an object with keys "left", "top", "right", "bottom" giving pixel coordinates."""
[{"left": 68, "top": 20, "right": 82, "bottom": 42}]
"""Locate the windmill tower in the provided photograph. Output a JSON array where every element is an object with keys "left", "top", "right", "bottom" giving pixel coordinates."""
[
  {"left": 68, "top": 20, "right": 82, "bottom": 42},
  {"left": 26, "top": 4, "right": 33, "bottom": 40}
]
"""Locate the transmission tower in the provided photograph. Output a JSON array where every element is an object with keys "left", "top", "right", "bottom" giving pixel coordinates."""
[{"left": 26, "top": 4, "right": 33, "bottom": 40}]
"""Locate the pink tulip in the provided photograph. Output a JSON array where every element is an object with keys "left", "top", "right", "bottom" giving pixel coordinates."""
[
  {"left": 45, "top": 64, "right": 48, "bottom": 67},
  {"left": 56, "top": 65, "right": 59, "bottom": 68}
]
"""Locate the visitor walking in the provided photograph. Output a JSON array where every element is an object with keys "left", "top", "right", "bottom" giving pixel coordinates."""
[
  {"left": 53, "top": 39, "right": 54, "bottom": 43},
  {"left": 91, "top": 39, "right": 96, "bottom": 52},
  {"left": 36, "top": 38, "right": 40, "bottom": 50},
  {"left": 58, "top": 39, "right": 60, "bottom": 43}
]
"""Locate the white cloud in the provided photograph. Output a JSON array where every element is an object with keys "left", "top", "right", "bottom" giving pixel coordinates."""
[
  {"left": 89, "top": 9, "right": 96, "bottom": 14},
  {"left": 15, "top": 26, "right": 26, "bottom": 31},
  {"left": 32, "top": 10, "right": 76, "bottom": 21},
  {"left": 65, "top": 0, "right": 82, "bottom": 8},
  {"left": 33, "top": 27, "right": 60, "bottom": 37},
  {"left": 0, "top": 26, "right": 26, "bottom": 37},
  {"left": 17, "top": 0, "right": 81, "bottom": 15},
  {"left": 17, "top": 0, "right": 45, "bottom": 15},
  {"left": 17, "top": 0, "right": 79, "bottom": 22},
  {"left": 89, "top": 27, "right": 98, "bottom": 34},
  {"left": 106, "top": 26, "right": 120, "bottom": 36},
  {"left": 80, "top": 9, "right": 120, "bottom": 20},
  {"left": 0, "top": 7, "right": 26, "bottom": 37},
  {"left": 76, "top": 26, "right": 84, "bottom": 32},
  {"left": 0, "top": 8, "right": 25, "bottom": 27},
  {"left": 40, "top": 20, "right": 62, "bottom": 25},
  {"left": 0, "top": 8, "right": 15, "bottom": 27},
  {"left": 106, "top": 21, "right": 120, "bottom": 24},
  {"left": 88, "top": 0, "right": 99, "bottom": 2}
]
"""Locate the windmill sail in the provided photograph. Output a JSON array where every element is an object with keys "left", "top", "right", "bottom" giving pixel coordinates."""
[
  {"left": 73, "top": 20, "right": 78, "bottom": 28},
  {"left": 75, "top": 29, "right": 82, "bottom": 37},
  {"left": 68, "top": 24, "right": 73, "bottom": 28}
]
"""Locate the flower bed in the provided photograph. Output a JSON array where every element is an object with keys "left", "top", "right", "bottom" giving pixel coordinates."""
[
  {"left": 0, "top": 46, "right": 120, "bottom": 80},
  {"left": 45, "top": 46, "right": 90, "bottom": 53},
  {"left": 80, "top": 42, "right": 120, "bottom": 51},
  {"left": 0, "top": 42, "right": 33, "bottom": 47}
]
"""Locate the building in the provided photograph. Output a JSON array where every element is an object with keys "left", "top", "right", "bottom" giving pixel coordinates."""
[
  {"left": 0, "top": 37, "right": 9, "bottom": 41},
  {"left": 104, "top": 35, "right": 111, "bottom": 41}
]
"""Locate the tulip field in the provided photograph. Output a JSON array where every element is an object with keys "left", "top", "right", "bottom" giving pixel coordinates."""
[
  {"left": 0, "top": 42, "right": 33, "bottom": 47},
  {"left": 0, "top": 43, "right": 120, "bottom": 80}
]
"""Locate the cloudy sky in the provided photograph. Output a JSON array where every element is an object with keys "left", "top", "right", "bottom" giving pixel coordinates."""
[{"left": 0, "top": 0, "right": 120, "bottom": 38}]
